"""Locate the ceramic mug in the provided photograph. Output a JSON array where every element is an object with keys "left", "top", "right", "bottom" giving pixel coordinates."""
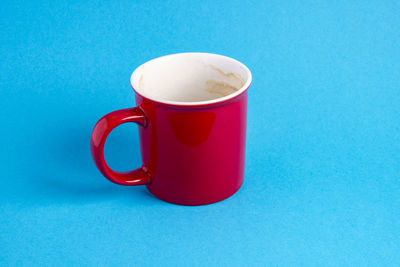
[{"left": 90, "top": 53, "right": 252, "bottom": 205}]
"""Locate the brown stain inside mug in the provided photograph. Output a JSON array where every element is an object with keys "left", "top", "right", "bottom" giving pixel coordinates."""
[
  {"left": 205, "top": 80, "right": 239, "bottom": 97},
  {"left": 205, "top": 64, "right": 244, "bottom": 97},
  {"left": 209, "top": 64, "right": 245, "bottom": 85},
  {"left": 138, "top": 66, "right": 144, "bottom": 89}
]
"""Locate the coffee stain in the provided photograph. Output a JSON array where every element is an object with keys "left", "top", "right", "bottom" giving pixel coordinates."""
[
  {"left": 138, "top": 66, "right": 144, "bottom": 89},
  {"left": 205, "top": 80, "right": 238, "bottom": 97},
  {"left": 208, "top": 64, "right": 245, "bottom": 86}
]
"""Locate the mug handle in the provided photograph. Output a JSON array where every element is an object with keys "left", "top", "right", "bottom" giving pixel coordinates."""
[{"left": 90, "top": 107, "right": 151, "bottom": 186}]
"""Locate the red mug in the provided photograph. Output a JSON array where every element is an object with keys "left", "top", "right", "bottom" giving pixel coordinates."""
[{"left": 90, "top": 53, "right": 252, "bottom": 205}]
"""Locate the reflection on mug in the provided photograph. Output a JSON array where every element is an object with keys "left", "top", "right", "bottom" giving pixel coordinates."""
[{"left": 168, "top": 111, "right": 216, "bottom": 146}]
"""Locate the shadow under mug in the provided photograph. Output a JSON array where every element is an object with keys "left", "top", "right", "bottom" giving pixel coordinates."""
[{"left": 90, "top": 53, "right": 252, "bottom": 205}]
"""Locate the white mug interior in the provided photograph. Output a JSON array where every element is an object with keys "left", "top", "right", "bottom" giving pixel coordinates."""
[{"left": 131, "top": 53, "right": 252, "bottom": 106}]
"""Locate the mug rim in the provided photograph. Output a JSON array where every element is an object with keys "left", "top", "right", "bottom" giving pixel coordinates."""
[{"left": 130, "top": 52, "right": 252, "bottom": 107}]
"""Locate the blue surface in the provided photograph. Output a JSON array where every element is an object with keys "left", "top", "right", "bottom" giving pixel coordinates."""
[{"left": 1, "top": 0, "right": 400, "bottom": 266}]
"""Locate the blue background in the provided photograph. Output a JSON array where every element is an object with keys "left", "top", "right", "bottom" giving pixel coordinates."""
[{"left": 1, "top": 0, "right": 400, "bottom": 266}]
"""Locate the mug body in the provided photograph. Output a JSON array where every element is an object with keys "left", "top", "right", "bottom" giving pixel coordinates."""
[{"left": 131, "top": 53, "right": 251, "bottom": 205}]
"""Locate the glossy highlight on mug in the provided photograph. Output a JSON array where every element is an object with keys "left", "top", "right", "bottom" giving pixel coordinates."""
[{"left": 168, "top": 111, "right": 216, "bottom": 146}]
